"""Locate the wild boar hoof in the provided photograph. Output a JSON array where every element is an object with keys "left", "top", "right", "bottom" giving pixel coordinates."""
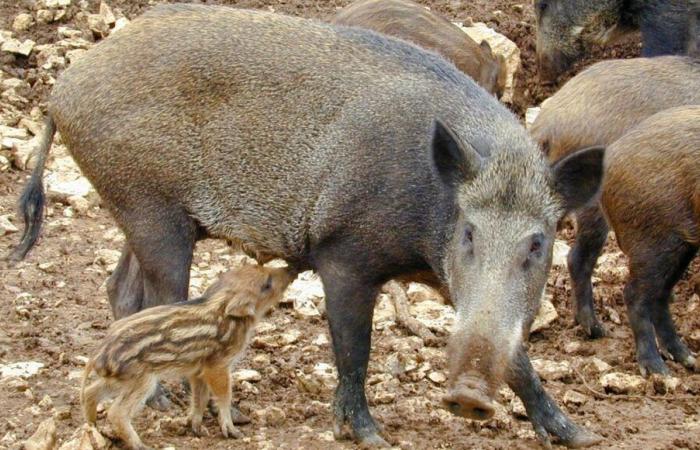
[
  {"left": 560, "top": 428, "right": 604, "bottom": 448},
  {"left": 638, "top": 356, "right": 670, "bottom": 377},
  {"left": 221, "top": 422, "right": 243, "bottom": 439},
  {"left": 581, "top": 320, "right": 607, "bottom": 340},
  {"left": 355, "top": 429, "right": 390, "bottom": 447},
  {"left": 230, "top": 406, "right": 252, "bottom": 425}
]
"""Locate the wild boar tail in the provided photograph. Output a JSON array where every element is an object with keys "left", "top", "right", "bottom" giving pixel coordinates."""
[{"left": 7, "top": 117, "right": 56, "bottom": 263}]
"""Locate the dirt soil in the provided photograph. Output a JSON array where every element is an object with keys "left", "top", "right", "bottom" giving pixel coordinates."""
[{"left": 1, "top": 1, "right": 699, "bottom": 450}]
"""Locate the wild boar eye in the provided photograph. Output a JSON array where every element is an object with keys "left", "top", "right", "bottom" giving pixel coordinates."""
[
  {"left": 261, "top": 275, "right": 273, "bottom": 292},
  {"left": 529, "top": 233, "right": 545, "bottom": 258},
  {"left": 463, "top": 224, "right": 474, "bottom": 245},
  {"left": 536, "top": 0, "right": 548, "bottom": 13}
]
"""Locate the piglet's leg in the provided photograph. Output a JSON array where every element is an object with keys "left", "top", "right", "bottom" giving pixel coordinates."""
[
  {"left": 202, "top": 365, "right": 242, "bottom": 439},
  {"left": 107, "top": 375, "right": 157, "bottom": 450},
  {"left": 188, "top": 376, "right": 210, "bottom": 436}
]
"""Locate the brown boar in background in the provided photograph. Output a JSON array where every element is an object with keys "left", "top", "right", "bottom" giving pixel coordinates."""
[
  {"left": 601, "top": 105, "right": 700, "bottom": 376},
  {"left": 81, "top": 264, "right": 294, "bottom": 450},
  {"left": 331, "top": 0, "right": 507, "bottom": 97}
]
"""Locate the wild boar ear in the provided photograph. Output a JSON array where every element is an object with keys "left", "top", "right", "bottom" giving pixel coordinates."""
[
  {"left": 431, "top": 119, "right": 483, "bottom": 186},
  {"left": 225, "top": 295, "right": 256, "bottom": 318},
  {"left": 479, "top": 39, "right": 493, "bottom": 55},
  {"left": 551, "top": 146, "right": 605, "bottom": 213}
]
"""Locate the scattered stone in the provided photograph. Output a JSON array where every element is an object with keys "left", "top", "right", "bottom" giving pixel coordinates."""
[
  {"left": 530, "top": 293, "right": 558, "bottom": 333},
  {"left": 280, "top": 329, "right": 301, "bottom": 345},
  {"left": 651, "top": 374, "right": 682, "bottom": 394},
  {"left": 253, "top": 406, "right": 286, "bottom": 426},
  {"left": 427, "top": 371, "right": 446, "bottom": 384},
  {"left": 0, "top": 361, "right": 44, "bottom": 379},
  {"left": 11, "top": 136, "right": 40, "bottom": 170},
  {"left": 604, "top": 306, "right": 622, "bottom": 325},
  {"left": 1, "top": 38, "right": 35, "bottom": 56},
  {"left": 600, "top": 372, "right": 646, "bottom": 394},
  {"left": 588, "top": 357, "right": 612, "bottom": 373},
  {"left": 65, "top": 48, "right": 87, "bottom": 64},
  {"left": 283, "top": 270, "right": 324, "bottom": 304},
  {"left": 86, "top": 15, "right": 109, "bottom": 38},
  {"left": 410, "top": 299, "right": 455, "bottom": 332},
  {"left": 525, "top": 107, "right": 540, "bottom": 129},
  {"left": 563, "top": 390, "right": 588, "bottom": 406},
  {"left": 113, "top": 17, "right": 130, "bottom": 33},
  {"left": 4, "top": 377, "right": 30, "bottom": 391},
  {"left": 0, "top": 215, "right": 18, "bottom": 235},
  {"left": 12, "top": 14, "right": 34, "bottom": 33},
  {"left": 38, "top": 394, "right": 54, "bottom": 409},
  {"left": 54, "top": 406, "right": 72, "bottom": 421},
  {"left": 68, "top": 195, "right": 90, "bottom": 214},
  {"left": 37, "top": 10, "right": 56, "bottom": 24},
  {"left": 312, "top": 333, "right": 329, "bottom": 346},
  {"left": 552, "top": 240, "right": 570, "bottom": 267},
  {"left": 57, "top": 424, "right": 107, "bottom": 450},
  {"left": 93, "top": 249, "right": 120, "bottom": 267},
  {"left": 509, "top": 397, "right": 527, "bottom": 418},
  {"left": 99, "top": 2, "right": 116, "bottom": 25},
  {"left": 233, "top": 369, "right": 262, "bottom": 383},
  {"left": 406, "top": 282, "right": 443, "bottom": 303},
  {"left": 531, "top": 359, "right": 572, "bottom": 382},
  {"left": 0, "top": 125, "right": 29, "bottom": 139},
  {"left": 564, "top": 341, "right": 582, "bottom": 354},
  {"left": 46, "top": 174, "right": 94, "bottom": 201},
  {"left": 0, "top": 155, "right": 9, "bottom": 171},
  {"left": 39, "top": 262, "right": 57, "bottom": 273},
  {"left": 22, "top": 418, "right": 56, "bottom": 450}
]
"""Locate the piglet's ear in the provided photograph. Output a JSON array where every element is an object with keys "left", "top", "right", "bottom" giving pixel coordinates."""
[
  {"left": 551, "top": 146, "right": 605, "bottom": 213},
  {"left": 225, "top": 295, "right": 256, "bottom": 318},
  {"left": 431, "top": 120, "right": 483, "bottom": 186}
]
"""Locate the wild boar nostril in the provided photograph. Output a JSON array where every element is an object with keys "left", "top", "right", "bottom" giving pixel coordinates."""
[{"left": 472, "top": 407, "right": 491, "bottom": 420}]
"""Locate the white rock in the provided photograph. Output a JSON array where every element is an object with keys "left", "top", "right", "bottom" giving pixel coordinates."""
[
  {"left": 112, "top": 17, "right": 130, "bottom": 33},
  {"left": 0, "top": 361, "right": 44, "bottom": 379},
  {"left": 12, "top": 14, "right": 34, "bottom": 33},
  {"left": 57, "top": 424, "right": 107, "bottom": 450},
  {"left": 280, "top": 329, "right": 301, "bottom": 345},
  {"left": 22, "top": 418, "right": 56, "bottom": 450},
  {"left": 66, "top": 49, "right": 87, "bottom": 64},
  {"left": 552, "top": 240, "right": 570, "bottom": 267},
  {"left": 455, "top": 22, "right": 521, "bottom": 103},
  {"left": 68, "top": 195, "right": 90, "bottom": 214},
  {"left": 427, "top": 371, "right": 446, "bottom": 384},
  {"left": 99, "top": 2, "right": 116, "bottom": 25},
  {"left": 0, "top": 215, "right": 18, "bottom": 235},
  {"left": 509, "top": 397, "right": 527, "bottom": 418},
  {"left": 410, "top": 299, "right": 455, "bottom": 333},
  {"left": 233, "top": 369, "right": 261, "bottom": 383},
  {"left": 563, "top": 390, "right": 588, "bottom": 406},
  {"left": 312, "top": 333, "right": 329, "bottom": 346},
  {"left": 1, "top": 38, "right": 35, "bottom": 56},
  {"left": 0, "top": 125, "right": 29, "bottom": 139},
  {"left": 0, "top": 155, "right": 9, "bottom": 171},
  {"left": 531, "top": 359, "right": 572, "bottom": 382},
  {"left": 94, "top": 249, "right": 120, "bottom": 267},
  {"left": 10, "top": 137, "right": 40, "bottom": 170},
  {"left": 58, "top": 27, "right": 82, "bottom": 39},
  {"left": 525, "top": 107, "right": 541, "bottom": 129},
  {"left": 293, "top": 296, "right": 320, "bottom": 317},
  {"left": 43, "top": 0, "right": 72, "bottom": 8},
  {"left": 86, "top": 14, "right": 109, "bottom": 37},
  {"left": 588, "top": 357, "right": 612, "bottom": 373},
  {"left": 600, "top": 372, "right": 646, "bottom": 394},
  {"left": 530, "top": 294, "right": 558, "bottom": 333},
  {"left": 373, "top": 293, "right": 396, "bottom": 326},
  {"left": 253, "top": 406, "right": 286, "bottom": 426},
  {"left": 36, "top": 10, "right": 55, "bottom": 24},
  {"left": 406, "top": 282, "right": 443, "bottom": 303},
  {"left": 46, "top": 174, "right": 94, "bottom": 201},
  {"left": 283, "top": 270, "right": 324, "bottom": 304}
]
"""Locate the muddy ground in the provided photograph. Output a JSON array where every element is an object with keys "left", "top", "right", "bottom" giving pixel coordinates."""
[{"left": 1, "top": 0, "right": 699, "bottom": 449}]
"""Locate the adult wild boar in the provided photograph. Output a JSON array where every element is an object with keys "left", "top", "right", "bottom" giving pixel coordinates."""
[
  {"left": 535, "top": 0, "right": 690, "bottom": 82},
  {"left": 12, "top": 4, "right": 603, "bottom": 447},
  {"left": 602, "top": 105, "right": 700, "bottom": 376},
  {"left": 530, "top": 56, "right": 700, "bottom": 341},
  {"left": 331, "top": 0, "right": 507, "bottom": 97}
]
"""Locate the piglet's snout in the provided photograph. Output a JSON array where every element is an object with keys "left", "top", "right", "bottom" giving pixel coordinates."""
[{"left": 442, "top": 374, "right": 497, "bottom": 420}]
